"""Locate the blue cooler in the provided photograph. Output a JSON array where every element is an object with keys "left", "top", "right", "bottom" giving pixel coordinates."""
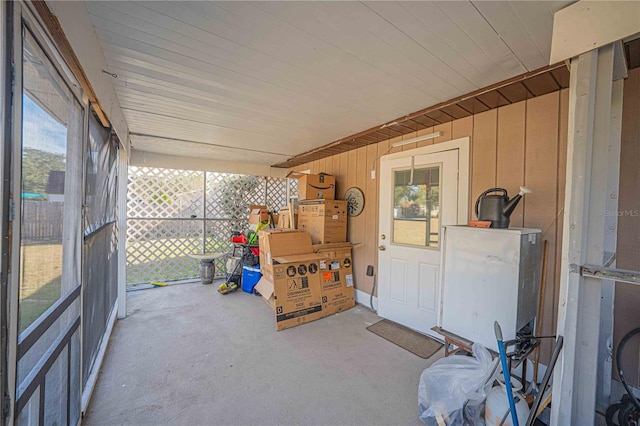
[{"left": 242, "top": 265, "right": 262, "bottom": 294}]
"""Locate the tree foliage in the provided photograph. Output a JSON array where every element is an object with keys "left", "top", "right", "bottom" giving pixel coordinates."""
[
  {"left": 22, "top": 148, "right": 65, "bottom": 194},
  {"left": 219, "top": 175, "right": 263, "bottom": 219}
]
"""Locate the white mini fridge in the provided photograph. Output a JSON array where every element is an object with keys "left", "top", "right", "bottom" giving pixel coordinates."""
[{"left": 440, "top": 226, "right": 541, "bottom": 352}]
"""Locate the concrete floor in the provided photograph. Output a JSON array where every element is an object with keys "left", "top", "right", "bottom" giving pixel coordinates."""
[{"left": 83, "top": 281, "right": 444, "bottom": 426}]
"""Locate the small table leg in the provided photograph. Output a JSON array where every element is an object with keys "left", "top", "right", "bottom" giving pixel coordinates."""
[{"left": 444, "top": 336, "right": 473, "bottom": 357}]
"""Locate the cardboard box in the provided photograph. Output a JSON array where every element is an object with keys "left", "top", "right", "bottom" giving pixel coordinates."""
[
  {"left": 313, "top": 243, "right": 355, "bottom": 316},
  {"left": 298, "top": 200, "right": 347, "bottom": 244},
  {"left": 277, "top": 208, "right": 289, "bottom": 228},
  {"left": 277, "top": 206, "right": 298, "bottom": 229},
  {"left": 258, "top": 229, "right": 313, "bottom": 280},
  {"left": 254, "top": 253, "right": 324, "bottom": 331},
  {"left": 254, "top": 277, "right": 276, "bottom": 311},
  {"left": 286, "top": 172, "right": 336, "bottom": 201},
  {"left": 248, "top": 205, "right": 269, "bottom": 225}
]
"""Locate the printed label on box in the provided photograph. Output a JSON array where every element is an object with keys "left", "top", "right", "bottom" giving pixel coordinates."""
[
  {"left": 330, "top": 261, "right": 340, "bottom": 270},
  {"left": 276, "top": 305, "right": 322, "bottom": 323},
  {"left": 346, "top": 274, "right": 354, "bottom": 287},
  {"left": 286, "top": 265, "right": 296, "bottom": 277},
  {"left": 319, "top": 260, "right": 327, "bottom": 269},
  {"left": 323, "top": 281, "right": 341, "bottom": 290},
  {"left": 321, "top": 271, "right": 340, "bottom": 281},
  {"left": 288, "top": 276, "right": 309, "bottom": 290}
]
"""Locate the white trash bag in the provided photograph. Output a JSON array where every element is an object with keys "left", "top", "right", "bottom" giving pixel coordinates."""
[{"left": 418, "top": 343, "right": 498, "bottom": 425}]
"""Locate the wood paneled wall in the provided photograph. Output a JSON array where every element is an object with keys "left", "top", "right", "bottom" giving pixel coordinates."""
[
  {"left": 615, "top": 67, "right": 640, "bottom": 386},
  {"left": 291, "top": 90, "right": 569, "bottom": 362}
]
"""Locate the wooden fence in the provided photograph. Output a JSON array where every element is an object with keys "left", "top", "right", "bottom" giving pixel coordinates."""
[{"left": 22, "top": 200, "right": 64, "bottom": 242}]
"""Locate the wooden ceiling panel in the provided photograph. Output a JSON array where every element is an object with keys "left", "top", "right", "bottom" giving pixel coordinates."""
[
  {"left": 381, "top": 127, "right": 404, "bottom": 138},
  {"left": 456, "top": 98, "right": 490, "bottom": 114},
  {"left": 410, "top": 115, "right": 439, "bottom": 128},
  {"left": 368, "top": 131, "right": 387, "bottom": 142},
  {"left": 440, "top": 104, "right": 472, "bottom": 120},
  {"left": 434, "top": 1, "right": 526, "bottom": 80},
  {"left": 497, "top": 82, "right": 531, "bottom": 103},
  {"left": 551, "top": 66, "right": 571, "bottom": 88},
  {"left": 354, "top": 139, "right": 368, "bottom": 148},
  {"left": 424, "top": 109, "right": 454, "bottom": 124},
  {"left": 341, "top": 139, "right": 361, "bottom": 149},
  {"left": 471, "top": 1, "right": 567, "bottom": 71},
  {"left": 626, "top": 38, "right": 640, "bottom": 70},
  {"left": 523, "top": 72, "right": 561, "bottom": 96},
  {"left": 357, "top": 134, "right": 379, "bottom": 144},
  {"left": 476, "top": 90, "right": 511, "bottom": 109},
  {"left": 396, "top": 121, "right": 419, "bottom": 132},
  {"left": 407, "top": 120, "right": 430, "bottom": 133}
]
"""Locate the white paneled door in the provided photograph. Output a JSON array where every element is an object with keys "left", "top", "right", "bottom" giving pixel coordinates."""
[{"left": 378, "top": 143, "right": 464, "bottom": 336}]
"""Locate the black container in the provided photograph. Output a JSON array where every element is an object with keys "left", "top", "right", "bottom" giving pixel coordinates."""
[
  {"left": 475, "top": 188, "right": 524, "bottom": 228},
  {"left": 242, "top": 252, "right": 260, "bottom": 266}
]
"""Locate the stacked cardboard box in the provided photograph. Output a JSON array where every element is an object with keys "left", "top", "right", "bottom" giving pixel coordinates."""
[
  {"left": 248, "top": 205, "right": 268, "bottom": 226},
  {"left": 248, "top": 205, "right": 279, "bottom": 229},
  {"left": 313, "top": 242, "right": 355, "bottom": 316},
  {"left": 277, "top": 205, "right": 298, "bottom": 229},
  {"left": 258, "top": 229, "right": 312, "bottom": 281},
  {"left": 298, "top": 199, "right": 347, "bottom": 244},
  {"left": 256, "top": 229, "right": 355, "bottom": 330},
  {"left": 255, "top": 172, "right": 355, "bottom": 330},
  {"left": 254, "top": 253, "right": 324, "bottom": 331},
  {"left": 286, "top": 172, "right": 336, "bottom": 201},
  {"left": 279, "top": 172, "right": 342, "bottom": 234}
]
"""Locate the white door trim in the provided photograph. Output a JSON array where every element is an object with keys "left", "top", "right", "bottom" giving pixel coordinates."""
[{"left": 380, "top": 137, "right": 470, "bottom": 225}]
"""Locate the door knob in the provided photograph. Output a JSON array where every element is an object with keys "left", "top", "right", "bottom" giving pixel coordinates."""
[{"left": 378, "top": 245, "right": 386, "bottom": 251}]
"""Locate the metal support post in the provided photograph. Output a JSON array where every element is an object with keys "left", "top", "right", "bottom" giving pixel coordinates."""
[
  {"left": 552, "top": 42, "right": 627, "bottom": 425},
  {"left": 117, "top": 147, "right": 129, "bottom": 319}
]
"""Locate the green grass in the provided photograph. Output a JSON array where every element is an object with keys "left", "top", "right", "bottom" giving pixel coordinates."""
[
  {"left": 126, "top": 236, "right": 231, "bottom": 285},
  {"left": 17, "top": 236, "right": 233, "bottom": 330},
  {"left": 393, "top": 219, "right": 440, "bottom": 247},
  {"left": 19, "top": 276, "right": 61, "bottom": 334},
  {"left": 19, "top": 244, "right": 63, "bottom": 333}
]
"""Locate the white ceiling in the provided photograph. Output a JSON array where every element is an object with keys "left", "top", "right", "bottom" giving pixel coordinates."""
[{"left": 85, "top": 1, "right": 573, "bottom": 166}]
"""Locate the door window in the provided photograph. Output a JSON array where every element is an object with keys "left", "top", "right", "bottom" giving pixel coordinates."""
[{"left": 392, "top": 165, "right": 441, "bottom": 248}]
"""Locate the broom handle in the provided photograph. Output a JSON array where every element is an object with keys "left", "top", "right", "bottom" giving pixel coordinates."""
[
  {"left": 495, "top": 321, "right": 519, "bottom": 426},
  {"left": 533, "top": 240, "right": 549, "bottom": 383}
]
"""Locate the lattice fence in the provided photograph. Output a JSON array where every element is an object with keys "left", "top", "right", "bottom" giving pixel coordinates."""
[
  {"left": 266, "top": 177, "right": 289, "bottom": 210},
  {"left": 126, "top": 167, "right": 291, "bottom": 286},
  {"left": 128, "top": 168, "right": 205, "bottom": 219}
]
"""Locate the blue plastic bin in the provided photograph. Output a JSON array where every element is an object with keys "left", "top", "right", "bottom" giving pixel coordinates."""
[{"left": 242, "top": 265, "right": 262, "bottom": 294}]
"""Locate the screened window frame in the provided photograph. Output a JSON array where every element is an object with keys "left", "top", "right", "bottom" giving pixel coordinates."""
[{"left": 7, "top": 4, "right": 90, "bottom": 425}]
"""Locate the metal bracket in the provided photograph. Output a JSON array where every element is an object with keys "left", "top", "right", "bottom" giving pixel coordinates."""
[{"left": 580, "top": 265, "right": 640, "bottom": 286}]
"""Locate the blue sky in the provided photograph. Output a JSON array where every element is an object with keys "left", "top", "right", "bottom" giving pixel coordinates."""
[{"left": 22, "top": 95, "right": 67, "bottom": 156}]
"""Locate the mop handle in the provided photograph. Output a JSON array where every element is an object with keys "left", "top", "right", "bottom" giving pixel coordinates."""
[{"left": 494, "top": 321, "right": 519, "bottom": 426}]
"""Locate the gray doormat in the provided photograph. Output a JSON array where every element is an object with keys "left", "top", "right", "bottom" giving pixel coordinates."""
[{"left": 367, "top": 319, "right": 443, "bottom": 359}]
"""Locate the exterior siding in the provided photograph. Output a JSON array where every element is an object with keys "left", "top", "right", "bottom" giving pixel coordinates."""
[
  {"left": 615, "top": 67, "right": 640, "bottom": 386},
  {"left": 293, "top": 89, "right": 570, "bottom": 362}
]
